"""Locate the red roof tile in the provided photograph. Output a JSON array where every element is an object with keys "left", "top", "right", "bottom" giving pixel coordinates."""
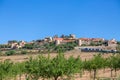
[{"left": 54, "top": 38, "right": 63, "bottom": 41}]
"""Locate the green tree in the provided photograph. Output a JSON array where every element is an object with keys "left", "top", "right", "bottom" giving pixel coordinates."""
[
  {"left": 49, "top": 53, "right": 67, "bottom": 80},
  {"left": 25, "top": 54, "right": 51, "bottom": 80},
  {"left": 0, "top": 60, "right": 13, "bottom": 80},
  {"left": 83, "top": 59, "right": 92, "bottom": 78},
  {"left": 91, "top": 54, "right": 104, "bottom": 80},
  {"left": 25, "top": 57, "right": 40, "bottom": 80},
  {"left": 107, "top": 55, "right": 120, "bottom": 77},
  {"left": 66, "top": 56, "right": 83, "bottom": 79}
]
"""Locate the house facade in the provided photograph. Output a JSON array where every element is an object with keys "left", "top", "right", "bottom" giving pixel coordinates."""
[
  {"left": 78, "top": 38, "right": 105, "bottom": 46},
  {"left": 53, "top": 37, "right": 76, "bottom": 45},
  {"left": 78, "top": 38, "right": 91, "bottom": 46},
  {"left": 53, "top": 38, "right": 64, "bottom": 45},
  {"left": 8, "top": 40, "right": 26, "bottom": 49}
]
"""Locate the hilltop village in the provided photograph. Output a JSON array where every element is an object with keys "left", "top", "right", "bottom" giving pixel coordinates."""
[{"left": 0, "top": 34, "right": 119, "bottom": 53}]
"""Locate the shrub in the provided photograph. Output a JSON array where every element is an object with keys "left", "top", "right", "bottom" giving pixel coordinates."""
[
  {"left": 21, "top": 50, "right": 27, "bottom": 54},
  {"left": 0, "top": 51, "right": 3, "bottom": 56},
  {"left": 5, "top": 50, "right": 16, "bottom": 56}
]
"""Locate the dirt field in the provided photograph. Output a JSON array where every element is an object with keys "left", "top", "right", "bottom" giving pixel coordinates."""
[
  {"left": 0, "top": 50, "right": 120, "bottom": 80},
  {"left": 0, "top": 50, "right": 112, "bottom": 62}
]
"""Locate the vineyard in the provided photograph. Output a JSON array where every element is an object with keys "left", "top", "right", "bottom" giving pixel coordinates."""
[{"left": 0, "top": 51, "right": 120, "bottom": 80}]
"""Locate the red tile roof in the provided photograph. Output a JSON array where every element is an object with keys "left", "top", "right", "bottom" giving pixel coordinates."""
[
  {"left": 91, "top": 38, "right": 104, "bottom": 42},
  {"left": 79, "top": 38, "right": 90, "bottom": 41},
  {"left": 79, "top": 38, "right": 104, "bottom": 42},
  {"left": 54, "top": 38, "right": 63, "bottom": 41},
  {"left": 62, "top": 40, "right": 75, "bottom": 43}
]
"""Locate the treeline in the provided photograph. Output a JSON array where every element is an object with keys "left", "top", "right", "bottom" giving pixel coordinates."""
[
  {"left": 0, "top": 41, "right": 78, "bottom": 56},
  {"left": 0, "top": 53, "right": 120, "bottom": 80},
  {"left": 0, "top": 50, "right": 28, "bottom": 56},
  {"left": 23, "top": 41, "right": 78, "bottom": 52},
  {"left": 44, "top": 41, "right": 78, "bottom": 53}
]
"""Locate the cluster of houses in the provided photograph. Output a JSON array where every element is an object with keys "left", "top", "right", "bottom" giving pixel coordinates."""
[
  {"left": 6, "top": 34, "right": 118, "bottom": 52},
  {"left": 8, "top": 40, "right": 26, "bottom": 49},
  {"left": 78, "top": 38, "right": 117, "bottom": 48},
  {"left": 77, "top": 38, "right": 117, "bottom": 52}
]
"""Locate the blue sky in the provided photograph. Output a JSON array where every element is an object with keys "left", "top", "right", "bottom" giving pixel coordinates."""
[{"left": 0, "top": 0, "right": 120, "bottom": 43}]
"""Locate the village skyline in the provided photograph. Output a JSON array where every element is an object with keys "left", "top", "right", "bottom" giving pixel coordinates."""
[
  {"left": 0, "top": 33, "right": 118, "bottom": 53},
  {"left": 0, "top": 34, "right": 119, "bottom": 44}
]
